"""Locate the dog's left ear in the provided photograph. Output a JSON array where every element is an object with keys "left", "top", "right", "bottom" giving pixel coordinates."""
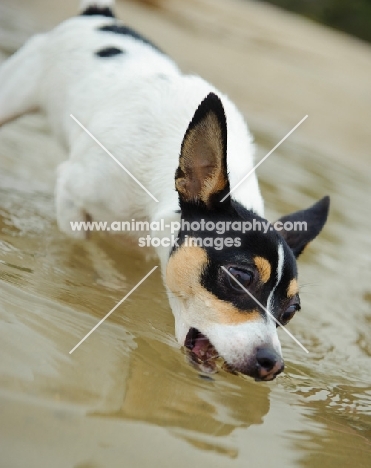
[
  {"left": 175, "top": 92, "right": 230, "bottom": 209},
  {"left": 276, "top": 196, "right": 330, "bottom": 257}
]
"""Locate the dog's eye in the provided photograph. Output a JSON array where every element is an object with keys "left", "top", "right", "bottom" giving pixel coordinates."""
[
  {"left": 226, "top": 267, "right": 254, "bottom": 291},
  {"left": 280, "top": 303, "right": 301, "bottom": 325}
]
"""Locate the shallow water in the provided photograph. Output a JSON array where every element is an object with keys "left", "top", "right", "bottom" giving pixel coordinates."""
[
  {"left": 1, "top": 3, "right": 371, "bottom": 468},
  {"left": 1, "top": 112, "right": 370, "bottom": 467}
]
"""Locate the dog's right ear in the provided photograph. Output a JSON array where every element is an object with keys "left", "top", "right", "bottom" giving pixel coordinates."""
[{"left": 175, "top": 93, "right": 230, "bottom": 210}]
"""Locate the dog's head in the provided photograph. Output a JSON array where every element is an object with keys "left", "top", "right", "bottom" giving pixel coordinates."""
[{"left": 165, "top": 93, "right": 329, "bottom": 381}]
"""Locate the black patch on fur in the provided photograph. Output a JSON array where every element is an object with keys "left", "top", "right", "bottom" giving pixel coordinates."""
[
  {"left": 276, "top": 195, "right": 330, "bottom": 257},
  {"left": 81, "top": 6, "right": 115, "bottom": 18},
  {"left": 98, "top": 24, "right": 163, "bottom": 54},
  {"left": 171, "top": 198, "right": 299, "bottom": 321},
  {"left": 95, "top": 46, "right": 125, "bottom": 58}
]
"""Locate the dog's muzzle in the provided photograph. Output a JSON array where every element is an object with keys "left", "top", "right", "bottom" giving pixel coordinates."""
[
  {"left": 228, "top": 347, "right": 284, "bottom": 381},
  {"left": 185, "top": 328, "right": 284, "bottom": 380}
]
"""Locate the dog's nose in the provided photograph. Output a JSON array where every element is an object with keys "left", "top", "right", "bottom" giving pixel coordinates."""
[{"left": 256, "top": 348, "right": 284, "bottom": 380}]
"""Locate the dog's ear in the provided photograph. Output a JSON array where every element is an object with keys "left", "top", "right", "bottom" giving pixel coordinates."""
[
  {"left": 175, "top": 93, "right": 230, "bottom": 209},
  {"left": 276, "top": 196, "right": 330, "bottom": 257}
]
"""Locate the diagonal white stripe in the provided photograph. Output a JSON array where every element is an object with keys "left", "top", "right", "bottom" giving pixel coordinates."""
[
  {"left": 220, "top": 115, "right": 308, "bottom": 202},
  {"left": 69, "top": 266, "right": 158, "bottom": 354},
  {"left": 221, "top": 266, "right": 308, "bottom": 353},
  {"left": 267, "top": 243, "right": 284, "bottom": 311},
  {"left": 70, "top": 114, "right": 159, "bottom": 203}
]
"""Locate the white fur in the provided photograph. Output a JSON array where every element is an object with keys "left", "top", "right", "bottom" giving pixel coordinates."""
[
  {"left": 207, "top": 320, "right": 282, "bottom": 370},
  {"left": 0, "top": 1, "right": 271, "bottom": 372},
  {"left": 0, "top": 12, "right": 263, "bottom": 237},
  {"left": 167, "top": 291, "right": 282, "bottom": 372},
  {"left": 267, "top": 243, "right": 284, "bottom": 312}
]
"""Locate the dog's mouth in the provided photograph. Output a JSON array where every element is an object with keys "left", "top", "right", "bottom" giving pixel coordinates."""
[
  {"left": 184, "top": 327, "right": 219, "bottom": 373},
  {"left": 184, "top": 328, "right": 282, "bottom": 380}
]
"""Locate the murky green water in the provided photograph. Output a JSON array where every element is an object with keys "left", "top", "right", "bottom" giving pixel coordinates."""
[{"left": 0, "top": 3, "right": 371, "bottom": 468}]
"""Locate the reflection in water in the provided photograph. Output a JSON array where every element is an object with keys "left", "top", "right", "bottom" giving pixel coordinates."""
[
  {"left": 0, "top": 171, "right": 271, "bottom": 459},
  {"left": 1, "top": 118, "right": 371, "bottom": 465},
  {"left": 96, "top": 337, "right": 270, "bottom": 458}
]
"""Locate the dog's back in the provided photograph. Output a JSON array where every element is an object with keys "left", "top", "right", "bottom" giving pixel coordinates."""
[
  {"left": 0, "top": 0, "right": 330, "bottom": 380},
  {"left": 0, "top": 0, "right": 264, "bottom": 229}
]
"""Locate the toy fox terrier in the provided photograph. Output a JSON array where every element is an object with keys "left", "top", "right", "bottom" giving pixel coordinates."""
[{"left": 0, "top": 0, "right": 329, "bottom": 380}]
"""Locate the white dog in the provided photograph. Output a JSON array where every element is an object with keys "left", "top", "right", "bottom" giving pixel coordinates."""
[{"left": 0, "top": 0, "right": 329, "bottom": 380}]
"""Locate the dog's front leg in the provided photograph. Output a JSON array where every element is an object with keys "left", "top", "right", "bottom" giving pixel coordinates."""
[{"left": 55, "top": 160, "right": 92, "bottom": 240}]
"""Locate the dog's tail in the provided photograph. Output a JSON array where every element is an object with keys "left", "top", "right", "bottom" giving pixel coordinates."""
[{"left": 80, "top": 0, "right": 116, "bottom": 18}]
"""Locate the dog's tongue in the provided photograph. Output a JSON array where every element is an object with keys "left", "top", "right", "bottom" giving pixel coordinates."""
[
  {"left": 185, "top": 329, "right": 218, "bottom": 373},
  {"left": 192, "top": 333, "right": 214, "bottom": 358}
]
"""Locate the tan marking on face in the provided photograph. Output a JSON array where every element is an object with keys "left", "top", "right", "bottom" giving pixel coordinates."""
[
  {"left": 287, "top": 279, "right": 299, "bottom": 297},
  {"left": 166, "top": 243, "right": 261, "bottom": 325},
  {"left": 198, "top": 289, "right": 261, "bottom": 324},
  {"left": 254, "top": 256, "right": 271, "bottom": 284},
  {"left": 176, "top": 111, "right": 227, "bottom": 206},
  {"left": 166, "top": 244, "right": 208, "bottom": 296}
]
